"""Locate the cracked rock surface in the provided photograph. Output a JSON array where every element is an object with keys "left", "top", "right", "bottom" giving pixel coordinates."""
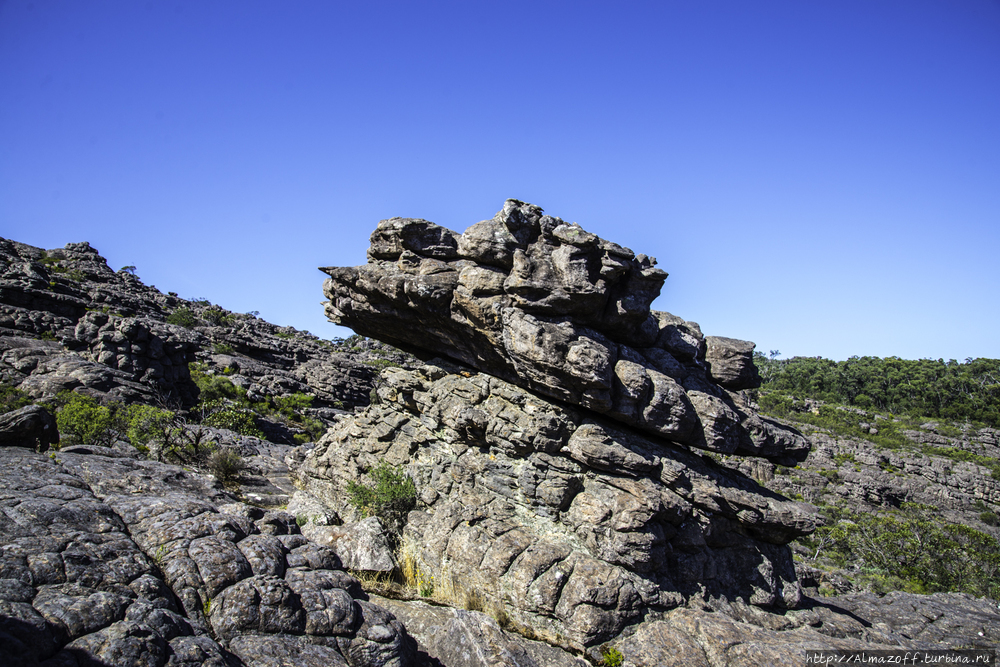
[{"left": 0, "top": 446, "right": 412, "bottom": 666}]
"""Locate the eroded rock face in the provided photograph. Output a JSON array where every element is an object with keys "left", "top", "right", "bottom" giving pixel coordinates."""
[
  {"left": 321, "top": 200, "right": 808, "bottom": 465},
  {"left": 297, "top": 364, "right": 816, "bottom": 648},
  {"left": 0, "top": 236, "right": 405, "bottom": 414},
  {"left": 0, "top": 446, "right": 412, "bottom": 667}
]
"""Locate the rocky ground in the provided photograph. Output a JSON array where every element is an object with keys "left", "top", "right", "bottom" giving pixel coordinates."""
[{"left": 2, "top": 206, "right": 999, "bottom": 667}]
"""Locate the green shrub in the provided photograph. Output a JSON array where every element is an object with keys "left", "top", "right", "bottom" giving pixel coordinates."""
[
  {"left": 207, "top": 448, "right": 246, "bottom": 484},
  {"left": 202, "top": 403, "right": 264, "bottom": 438},
  {"left": 1, "top": 383, "right": 33, "bottom": 413},
  {"left": 166, "top": 307, "right": 198, "bottom": 328},
  {"left": 123, "top": 404, "right": 176, "bottom": 455},
  {"left": 202, "top": 307, "right": 235, "bottom": 327},
  {"left": 271, "top": 393, "right": 313, "bottom": 418},
  {"left": 600, "top": 646, "right": 624, "bottom": 667},
  {"left": 189, "top": 363, "right": 245, "bottom": 403},
  {"left": 55, "top": 393, "right": 120, "bottom": 446},
  {"left": 212, "top": 342, "right": 234, "bottom": 354},
  {"left": 347, "top": 460, "right": 416, "bottom": 537}
]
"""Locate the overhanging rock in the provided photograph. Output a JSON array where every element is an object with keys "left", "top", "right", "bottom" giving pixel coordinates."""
[{"left": 321, "top": 199, "right": 807, "bottom": 465}]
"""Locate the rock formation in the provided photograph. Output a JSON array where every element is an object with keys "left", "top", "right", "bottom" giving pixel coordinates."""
[
  {"left": 304, "top": 200, "right": 817, "bottom": 648},
  {"left": 1, "top": 226, "right": 997, "bottom": 666},
  {"left": 321, "top": 200, "right": 806, "bottom": 465},
  {"left": 0, "top": 236, "right": 412, "bottom": 420}
]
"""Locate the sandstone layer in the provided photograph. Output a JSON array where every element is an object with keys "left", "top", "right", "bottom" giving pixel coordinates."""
[
  {"left": 297, "top": 363, "right": 816, "bottom": 648},
  {"left": 321, "top": 200, "right": 808, "bottom": 465}
]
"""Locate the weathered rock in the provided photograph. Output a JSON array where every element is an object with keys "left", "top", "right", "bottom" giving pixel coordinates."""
[
  {"left": 371, "top": 595, "right": 588, "bottom": 667},
  {"left": 321, "top": 200, "right": 806, "bottom": 464},
  {"left": 304, "top": 517, "right": 398, "bottom": 573},
  {"left": 0, "top": 446, "right": 413, "bottom": 666},
  {"left": 0, "top": 404, "right": 58, "bottom": 450},
  {"left": 297, "top": 363, "right": 815, "bottom": 648},
  {"left": 616, "top": 607, "right": 902, "bottom": 667},
  {"left": 704, "top": 336, "right": 761, "bottom": 390}
]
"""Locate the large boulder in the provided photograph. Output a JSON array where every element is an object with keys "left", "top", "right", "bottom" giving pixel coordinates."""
[{"left": 321, "top": 200, "right": 807, "bottom": 465}]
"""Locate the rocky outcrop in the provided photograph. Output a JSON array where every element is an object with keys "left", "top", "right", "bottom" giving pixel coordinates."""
[
  {"left": 305, "top": 200, "right": 822, "bottom": 648},
  {"left": 0, "top": 237, "right": 411, "bottom": 415},
  {"left": 321, "top": 200, "right": 808, "bottom": 465},
  {"left": 0, "top": 444, "right": 412, "bottom": 666},
  {"left": 0, "top": 404, "right": 58, "bottom": 450}
]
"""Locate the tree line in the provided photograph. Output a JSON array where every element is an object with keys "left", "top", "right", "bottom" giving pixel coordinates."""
[{"left": 754, "top": 353, "right": 1000, "bottom": 427}]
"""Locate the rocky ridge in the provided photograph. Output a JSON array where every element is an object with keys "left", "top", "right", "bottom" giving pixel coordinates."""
[{"left": 0, "top": 236, "right": 407, "bottom": 414}]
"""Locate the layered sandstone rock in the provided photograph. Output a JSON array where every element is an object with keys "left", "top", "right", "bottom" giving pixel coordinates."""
[
  {"left": 297, "top": 363, "right": 816, "bottom": 648},
  {"left": 309, "top": 201, "right": 818, "bottom": 648},
  {"left": 321, "top": 199, "right": 807, "bottom": 465}
]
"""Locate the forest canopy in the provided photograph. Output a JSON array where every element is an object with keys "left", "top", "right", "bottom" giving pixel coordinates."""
[{"left": 754, "top": 354, "right": 1000, "bottom": 427}]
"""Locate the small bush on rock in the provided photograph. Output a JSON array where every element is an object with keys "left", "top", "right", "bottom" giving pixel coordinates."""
[
  {"left": 347, "top": 460, "right": 416, "bottom": 537},
  {"left": 123, "top": 404, "right": 177, "bottom": 455},
  {"left": 201, "top": 402, "right": 264, "bottom": 438},
  {"left": 202, "top": 307, "right": 235, "bottom": 327},
  {"left": 166, "top": 307, "right": 197, "bottom": 328},
  {"left": 1, "top": 383, "right": 33, "bottom": 414},
  {"left": 600, "top": 646, "right": 624, "bottom": 667},
  {"left": 55, "top": 392, "right": 120, "bottom": 446},
  {"left": 207, "top": 448, "right": 246, "bottom": 484},
  {"left": 189, "top": 363, "right": 245, "bottom": 403}
]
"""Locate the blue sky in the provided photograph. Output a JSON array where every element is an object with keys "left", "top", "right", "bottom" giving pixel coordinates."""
[{"left": 2, "top": 1, "right": 998, "bottom": 361}]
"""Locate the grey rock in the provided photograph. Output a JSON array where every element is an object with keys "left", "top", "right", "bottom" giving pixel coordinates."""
[
  {"left": 320, "top": 200, "right": 808, "bottom": 464},
  {"left": 371, "top": 595, "right": 588, "bottom": 667},
  {"left": 0, "top": 404, "right": 58, "bottom": 451},
  {"left": 297, "top": 363, "right": 813, "bottom": 647},
  {"left": 704, "top": 336, "right": 761, "bottom": 390},
  {"left": 305, "top": 517, "right": 398, "bottom": 573}
]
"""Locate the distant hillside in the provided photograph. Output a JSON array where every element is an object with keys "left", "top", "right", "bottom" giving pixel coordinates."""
[
  {"left": 754, "top": 353, "right": 1000, "bottom": 427},
  {"left": 732, "top": 351, "right": 1000, "bottom": 601}
]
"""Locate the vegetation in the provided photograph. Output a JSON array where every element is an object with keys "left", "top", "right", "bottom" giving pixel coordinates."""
[
  {"left": 801, "top": 503, "right": 1000, "bottom": 599},
  {"left": 122, "top": 404, "right": 177, "bottom": 454},
  {"left": 166, "top": 307, "right": 198, "bottom": 328},
  {"left": 206, "top": 448, "right": 247, "bottom": 484},
  {"left": 55, "top": 392, "right": 120, "bottom": 446},
  {"left": 754, "top": 353, "right": 1000, "bottom": 427},
  {"left": 600, "top": 646, "right": 625, "bottom": 667},
  {"left": 1, "top": 383, "right": 34, "bottom": 413},
  {"left": 202, "top": 307, "right": 236, "bottom": 327},
  {"left": 346, "top": 459, "right": 416, "bottom": 538}
]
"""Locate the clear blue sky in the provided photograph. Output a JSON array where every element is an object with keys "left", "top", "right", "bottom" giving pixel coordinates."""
[{"left": 2, "top": 1, "right": 998, "bottom": 361}]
